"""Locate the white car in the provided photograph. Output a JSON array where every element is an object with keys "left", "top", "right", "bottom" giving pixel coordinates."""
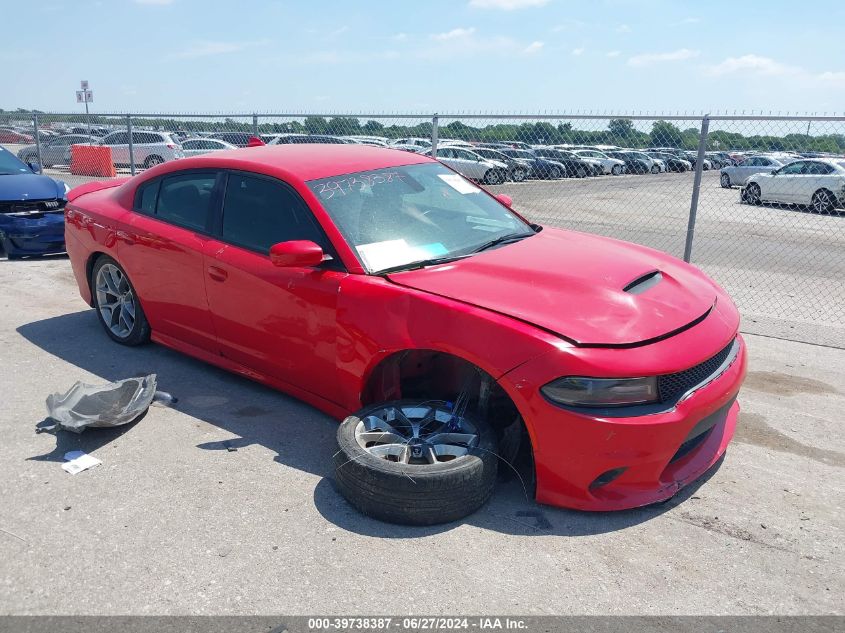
[
  {"left": 391, "top": 137, "right": 431, "bottom": 149},
  {"left": 428, "top": 146, "right": 509, "bottom": 185},
  {"left": 571, "top": 149, "right": 626, "bottom": 175},
  {"left": 742, "top": 159, "right": 845, "bottom": 213},
  {"left": 181, "top": 138, "right": 237, "bottom": 157},
  {"left": 100, "top": 131, "right": 184, "bottom": 169}
]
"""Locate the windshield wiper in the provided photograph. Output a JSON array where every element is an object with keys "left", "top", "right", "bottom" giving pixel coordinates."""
[
  {"left": 470, "top": 232, "right": 533, "bottom": 254},
  {"left": 376, "top": 254, "right": 472, "bottom": 275}
]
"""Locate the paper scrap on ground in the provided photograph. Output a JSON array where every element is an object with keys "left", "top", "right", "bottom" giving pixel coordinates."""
[
  {"left": 438, "top": 174, "right": 481, "bottom": 194},
  {"left": 62, "top": 451, "right": 102, "bottom": 475}
]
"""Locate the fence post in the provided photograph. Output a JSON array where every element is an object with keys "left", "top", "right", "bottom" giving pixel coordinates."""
[
  {"left": 431, "top": 114, "right": 439, "bottom": 157},
  {"left": 127, "top": 114, "right": 136, "bottom": 176},
  {"left": 32, "top": 112, "right": 43, "bottom": 172},
  {"left": 683, "top": 114, "right": 710, "bottom": 263},
  {"left": 253, "top": 113, "right": 259, "bottom": 138}
]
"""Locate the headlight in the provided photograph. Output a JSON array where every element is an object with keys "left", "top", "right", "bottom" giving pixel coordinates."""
[{"left": 541, "top": 376, "right": 659, "bottom": 407}]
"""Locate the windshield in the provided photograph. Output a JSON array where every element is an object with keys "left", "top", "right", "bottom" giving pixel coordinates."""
[
  {"left": 308, "top": 163, "right": 534, "bottom": 273},
  {"left": 0, "top": 148, "right": 31, "bottom": 175},
  {"left": 503, "top": 150, "right": 533, "bottom": 159}
]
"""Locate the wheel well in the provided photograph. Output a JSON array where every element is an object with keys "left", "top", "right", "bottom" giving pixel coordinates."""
[
  {"left": 362, "top": 350, "right": 533, "bottom": 474},
  {"left": 85, "top": 251, "right": 107, "bottom": 302}
]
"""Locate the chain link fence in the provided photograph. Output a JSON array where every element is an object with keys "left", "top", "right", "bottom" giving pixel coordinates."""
[{"left": 2, "top": 110, "right": 843, "bottom": 347}]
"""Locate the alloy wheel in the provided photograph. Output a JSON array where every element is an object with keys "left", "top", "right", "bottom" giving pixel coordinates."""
[{"left": 95, "top": 263, "right": 136, "bottom": 339}]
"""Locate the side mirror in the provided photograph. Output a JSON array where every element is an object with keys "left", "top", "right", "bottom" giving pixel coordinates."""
[
  {"left": 27, "top": 161, "right": 42, "bottom": 174},
  {"left": 269, "top": 240, "right": 325, "bottom": 267},
  {"left": 495, "top": 193, "right": 513, "bottom": 208}
]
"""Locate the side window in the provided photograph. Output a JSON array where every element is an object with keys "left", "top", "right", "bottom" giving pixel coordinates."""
[
  {"left": 182, "top": 140, "right": 200, "bottom": 150},
  {"left": 807, "top": 162, "right": 833, "bottom": 175},
  {"left": 156, "top": 172, "right": 217, "bottom": 231},
  {"left": 134, "top": 180, "right": 160, "bottom": 215},
  {"left": 103, "top": 132, "right": 127, "bottom": 145},
  {"left": 780, "top": 161, "right": 805, "bottom": 175},
  {"left": 746, "top": 157, "right": 762, "bottom": 166},
  {"left": 221, "top": 174, "right": 326, "bottom": 254}
]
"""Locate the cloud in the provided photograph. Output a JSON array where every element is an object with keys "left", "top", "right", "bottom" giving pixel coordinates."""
[
  {"left": 523, "top": 41, "right": 544, "bottom": 54},
  {"left": 615, "top": 24, "right": 631, "bottom": 33},
  {"left": 469, "top": 0, "right": 549, "bottom": 9},
  {"left": 173, "top": 39, "right": 268, "bottom": 59},
  {"left": 134, "top": 0, "right": 174, "bottom": 4},
  {"left": 703, "top": 54, "right": 798, "bottom": 77},
  {"left": 431, "top": 27, "right": 476, "bottom": 40},
  {"left": 606, "top": 50, "right": 620, "bottom": 58},
  {"left": 627, "top": 48, "right": 700, "bottom": 67},
  {"left": 571, "top": 47, "right": 584, "bottom": 56}
]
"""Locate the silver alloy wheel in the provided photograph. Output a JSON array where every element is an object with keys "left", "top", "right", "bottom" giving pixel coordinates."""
[
  {"left": 354, "top": 403, "right": 480, "bottom": 465},
  {"left": 95, "top": 263, "right": 136, "bottom": 339},
  {"left": 611, "top": 164, "right": 622, "bottom": 175},
  {"left": 745, "top": 183, "right": 761, "bottom": 205},
  {"left": 721, "top": 173, "right": 731, "bottom": 188},
  {"left": 812, "top": 190, "right": 833, "bottom": 213}
]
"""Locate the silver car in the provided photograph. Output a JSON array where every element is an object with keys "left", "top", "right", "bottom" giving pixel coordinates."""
[
  {"left": 430, "top": 146, "right": 509, "bottom": 185},
  {"left": 720, "top": 155, "right": 784, "bottom": 188},
  {"left": 16, "top": 134, "right": 99, "bottom": 167},
  {"left": 100, "top": 131, "right": 184, "bottom": 169},
  {"left": 181, "top": 138, "right": 237, "bottom": 157}
]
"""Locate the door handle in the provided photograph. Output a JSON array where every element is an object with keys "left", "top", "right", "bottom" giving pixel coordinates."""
[{"left": 207, "top": 265, "right": 228, "bottom": 282}]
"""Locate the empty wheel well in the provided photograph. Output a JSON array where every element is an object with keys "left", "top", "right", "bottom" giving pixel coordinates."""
[{"left": 361, "top": 350, "right": 533, "bottom": 475}]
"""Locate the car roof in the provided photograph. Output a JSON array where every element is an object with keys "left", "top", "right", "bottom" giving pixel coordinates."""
[{"left": 161, "top": 144, "right": 432, "bottom": 181}]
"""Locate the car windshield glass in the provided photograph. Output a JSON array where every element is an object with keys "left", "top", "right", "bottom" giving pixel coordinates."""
[
  {"left": 308, "top": 163, "right": 534, "bottom": 273},
  {"left": 0, "top": 149, "right": 31, "bottom": 175},
  {"left": 504, "top": 150, "right": 533, "bottom": 159}
]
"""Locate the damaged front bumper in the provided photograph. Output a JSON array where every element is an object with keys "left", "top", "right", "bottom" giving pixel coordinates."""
[{"left": 0, "top": 209, "right": 66, "bottom": 257}]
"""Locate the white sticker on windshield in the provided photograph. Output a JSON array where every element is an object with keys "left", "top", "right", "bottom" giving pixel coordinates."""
[
  {"left": 356, "top": 240, "right": 450, "bottom": 272},
  {"left": 438, "top": 174, "right": 481, "bottom": 194}
]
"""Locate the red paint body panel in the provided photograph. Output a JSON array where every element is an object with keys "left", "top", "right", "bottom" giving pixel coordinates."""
[{"left": 65, "top": 145, "right": 747, "bottom": 511}]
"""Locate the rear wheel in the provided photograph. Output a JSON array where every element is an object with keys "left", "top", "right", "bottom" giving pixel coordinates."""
[
  {"left": 744, "top": 183, "right": 762, "bottom": 205},
  {"left": 811, "top": 189, "right": 836, "bottom": 214},
  {"left": 91, "top": 256, "right": 150, "bottom": 346},
  {"left": 575, "top": 166, "right": 588, "bottom": 178},
  {"left": 483, "top": 169, "right": 504, "bottom": 185},
  {"left": 333, "top": 400, "right": 498, "bottom": 525},
  {"left": 650, "top": 164, "right": 660, "bottom": 174},
  {"left": 548, "top": 166, "right": 563, "bottom": 179},
  {"left": 143, "top": 155, "right": 164, "bottom": 169},
  {"left": 611, "top": 164, "right": 622, "bottom": 176},
  {"left": 720, "top": 173, "right": 731, "bottom": 188}
]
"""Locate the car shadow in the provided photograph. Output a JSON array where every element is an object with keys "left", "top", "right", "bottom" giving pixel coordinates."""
[{"left": 18, "top": 309, "right": 724, "bottom": 538}]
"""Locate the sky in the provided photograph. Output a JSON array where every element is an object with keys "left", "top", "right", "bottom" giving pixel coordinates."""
[{"left": 4, "top": 0, "right": 845, "bottom": 115}]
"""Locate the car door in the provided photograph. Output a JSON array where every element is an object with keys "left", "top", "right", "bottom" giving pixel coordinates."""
[
  {"left": 436, "top": 147, "right": 461, "bottom": 172},
  {"left": 102, "top": 131, "right": 129, "bottom": 166},
  {"left": 801, "top": 162, "right": 836, "bottom": 204},
  {"left": 118, "top": 170, "right": 221, "bottom": 352},
  {"left": 202, "top": 171, "right": 345, "bottom": 399},
  {"left": 766, "top": 160, "right": 806, "bottom": 202}
]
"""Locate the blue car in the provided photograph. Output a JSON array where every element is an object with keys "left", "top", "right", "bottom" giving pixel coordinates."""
[{"left": 0, "top": 146, "right": 69, "bottom": 259}]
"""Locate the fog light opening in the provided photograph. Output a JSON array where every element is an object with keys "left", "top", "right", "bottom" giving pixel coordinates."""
[{"left": 589, "top": 467, "right": 628, "bottom": 490}]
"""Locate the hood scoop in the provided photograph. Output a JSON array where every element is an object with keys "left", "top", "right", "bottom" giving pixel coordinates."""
[{"left": 623, "top": 270, "right": 663, "bottom": 295}]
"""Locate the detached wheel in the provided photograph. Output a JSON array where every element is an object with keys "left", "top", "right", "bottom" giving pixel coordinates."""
[
  {"left": 720, "top": 173, "right": 731, "bottom": 188},
  {"left": 333, "top": 400, "right": 498, "bottom": 526},
  {"left": 811, "top": 189, "right": 835, "bottom": 214},
  {"left": 91, "top": 256, "right": 150, "bottom": 346}
]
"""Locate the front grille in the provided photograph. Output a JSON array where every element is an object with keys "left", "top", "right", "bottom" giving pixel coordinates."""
[
  {"left": 658, "top": 339, "right": 736, "bottom": 403},
  {"left": 0, "top": 199, "right": 64, "bottom": 216}
]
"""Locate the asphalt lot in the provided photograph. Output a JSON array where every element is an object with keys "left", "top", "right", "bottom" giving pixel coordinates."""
[{"left": 1, "top": 256, "right": 843, "bottom": 615}]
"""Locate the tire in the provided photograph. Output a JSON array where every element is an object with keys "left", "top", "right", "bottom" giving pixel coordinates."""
[
  {"left": 744, "top": 183, "right": 762, "bottom": 206},
  {"left": 811, "top": 189, "right": 836, "bottom": 214},
  {"left": 91, "top": 256, "right": 151, "bottom": 346},
  {"left": 720, "top": 173, "right": 731, "bottom": 188},
  {"left": 511, "top": 168, "right": 527, "bottom": 182},
  {"left": 611, "top": 164, "right": 622, "bottom": 176},
  {"left": 575, "top": 166, "right": 588, "bottom": 178},
  {"left": 650, "top": 164, "right": 660, "bottom": 174},
  {"left": 548, "top": 166, "right": 562, "bottom": 179},
  {"left": 333, "top": 400, "right": 498, "bottom": 526},
  {"left": 143, "top": 155, "right": 165, "bottom": 169},
  {"left": 483, "top": 169, "right": 504, "bottom": 185}
]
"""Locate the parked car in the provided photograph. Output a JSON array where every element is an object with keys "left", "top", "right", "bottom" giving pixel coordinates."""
[
  {"left": 0, "top": 146, "right": 68, "bottom": 258},
  {"left": 680, "top": 151, "right": 712, "bottom": 171},
  {"left": 500, "top": 149, "right": 566, "bottom": 179},
  {"left": 742, "top": 159, "right": 845, "bottom": 213},
  {"left": 471, "top": 147, "right": 529, "bottom": 182},
  {"left": 16, "top": 134, "right": 100, "bottom": 167},
  {"left": 428, "top": 146, "right": 509, "bottom": 184},
  {"left": 0, "top": 128, "right": 34, "bottom": 144},
  {"left": 390, "top": 137, "right": 431, "bottom": 149},
  {"left": 269, "top": 134, "right": 348, "bottom": 145},
  {"left": 647, "top": 151, "right": 691, "bottom": 173},
  {"left": 181, "top": 138, "right": 238, "bottom": 157},
  {"left": 720, "top": 155, "right": 785, "bottom": 188},
  {"left": 64, "top": 144, "right": 747, "bottom": 524},
  {"left": 606, "top": 151, "right": 650, "bottom": 174},
  {"left": 532, "top": 148, "right": 594, "bottom": 178},
  {"left": 100, "top": 131, "right": 184, "bottom": 169},
  {"left": 209, "top": 132, "right": 258, "bottom": 147},
  {"left": 572, "top": 149, "right": 626, "bottom": 175}
]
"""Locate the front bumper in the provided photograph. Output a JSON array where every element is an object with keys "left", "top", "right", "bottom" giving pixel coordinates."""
[
  {"left": 0, "top": 212, "right": 66, "bottom": 256},
  {"left": 502, "top": 332, "right": 747, "bottom": 511}
]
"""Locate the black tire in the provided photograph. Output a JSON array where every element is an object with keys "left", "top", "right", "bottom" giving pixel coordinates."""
[
  {"left": 811, "top": 189, "right": 836, "bottom": 214},
  {"left": 575, "top": 166, "right": 588, "bottom": 178},
  {"left": 143, "top": 155, "right": 165, "bottom": 169},
  {"left": 611, "top": 164, "right": 622, "bottom": 176},
  {"left": 90, "top": 256, "right": 151, "bottom": 346},
  {"left": 548, "top": 166, "right": 563, "bottom": 179},
  {"left": 511, "top": 168, "right": 527, "bottom": 182},
  {"left": 483, "top": 169, "right": 504, "bottom": 185},
  {"left": 720, "top": 173, "right": 731, "bottom": 188},
  {"left": 333, "top": 400, "right": 498, "bottom": 526},
  {"left": 744, "top": 183, "right": 762, "bottom": 206},
  {"left": 650, "top": 164, "right": 660, "bottom": 174}
]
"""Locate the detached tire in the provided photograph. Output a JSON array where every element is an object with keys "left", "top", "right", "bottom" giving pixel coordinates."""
[{"left": 333, "top": 400, "right": 498, "bottom": 526}]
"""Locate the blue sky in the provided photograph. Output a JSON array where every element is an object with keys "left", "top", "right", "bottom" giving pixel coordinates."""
[{"left": 5, "top": 0, "right": 845, "bottom": 114}]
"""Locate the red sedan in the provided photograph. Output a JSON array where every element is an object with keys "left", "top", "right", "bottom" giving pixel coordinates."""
[{"left": 65, "top": 145, "right": 746, "bottom": 525}]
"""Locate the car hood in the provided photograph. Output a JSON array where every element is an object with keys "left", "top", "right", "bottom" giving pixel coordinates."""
[
  {"left": 386, "top": 228, "right": 717, "bottom": 346},
  {"left": 0, "top": 173, "right": 65, "bottom": 201}
]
